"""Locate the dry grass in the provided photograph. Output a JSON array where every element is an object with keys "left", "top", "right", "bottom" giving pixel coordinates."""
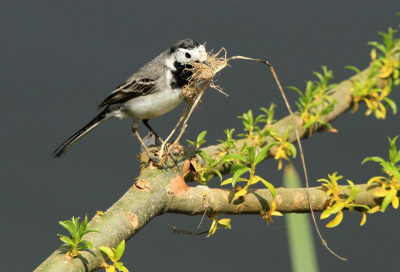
[{"left": 183, "top": 48, "right": 230, "bottom": 102}]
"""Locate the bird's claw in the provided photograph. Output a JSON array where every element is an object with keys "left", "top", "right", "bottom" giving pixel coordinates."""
[{"left": 149, "top": 155, "right": 162, "bottom": 164}]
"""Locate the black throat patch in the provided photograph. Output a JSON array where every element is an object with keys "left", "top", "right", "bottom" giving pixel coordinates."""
[{"left": 170, "top": 61, "right": 193, "bottom": 89}]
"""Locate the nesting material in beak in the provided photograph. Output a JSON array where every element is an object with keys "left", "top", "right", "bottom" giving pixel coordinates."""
[
  {"left": 183, "top": 48, "right": 229, "bottom": 102},
  {"left": 204, "top": 60, "right": 212, "bottom": 68}
]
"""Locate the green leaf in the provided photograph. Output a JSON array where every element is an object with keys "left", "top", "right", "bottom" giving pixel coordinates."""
[
  {"left": 254, "top": 114, "right": 266, "bottom": 124},
  {"left": 207, "top": 220, "right": 218, "bottom": 237},
  {"left": 120, "top": 266, "right": 129, "bottom": 272},
  {"left": 82, "top": 228, "right": 101, "bottom": 235},
  {"left": 72, "top": 216, "right": 80, "bottom": 230},
  {"left": 288, "top": 86, "right": 304, "bottom": 96},
  {"left": 329, "top": 201, "right": 346, "bottom": 214},
  {"left": 230, "top": 164, "right": 248, "bottom": 173},
  {"left": 78, "top": 223, "right": 86, "bottom": 238},
  {"left": 232, "top": 168, "right": 250, "bottom": 187},
  {"left": 383, "top": 98, "right": 397, "bottom": 115},
  {"left": 255, "top": 142, "right": 281, "bottom": 166},
  {"left": 320, "top": 210, "right": 332, "bottom": 219},
  {"left": 114, "top": 240, "right": 125, "bottom": 262},
  {"left": 381, "top": 161, "right": 400, "bottom": 178},
  {"left": 217, "top": 218, "right": 231, "bottom": 229},
  {"left": 59, "top": 236, "right": 75, "bottom": 246},
  {"left": 345, "top": 65, "right": 361, "bottom": 74},
  {"left": 395, "top": 150, "right": 400, "bottom": 164},
  {"left": 361, "top": 156, "right": 385, "bottom": 164},
  {"left": 345, "top": 180, "right": 358, "bottom": 203},
  {"left": 78, "top": 240, "right": 93, "bottom": 250},
  {"left": 76, "top": 244, "right": 91, "bottom": 250},
  {"left": 389, "top": 136, "right": 398, "bottom": 163},
  {"left": 347, "top": 204, "right": 370, "bottom": 210},
  {"left": 253, "top": 145, "right": 271, "bottom": 165},
  {"left": 368, "top": 41, "right": 387, "bottom": 54},
  {"left": 235, "top": 188, "right": 248, "bottom": 197},
  {"left": 99, "top": 246, "right": 115, "bottom": 258},
  {"left": 210, "top": 169, "right": 222, "bottom": 181},
  {"left": 107, "top": 266, "right": 116, "bottom": 272},
  {"left": 304, "top": 119, "right": 316, "bottom": 129},
  {"left": 287, "top": 143, "right": 297, "bottom": 158},
  {"left": 197, "top": 131, "right": 207, "bottom": 144},
  {"left": 381, "top": 188, "right": 397, "bottom": 212},
  {"left": 59, "top": 221, "right": 77, "bottom": 237},
  {"left": 198, "top": 150, "right": 213, "bottom": 165},
  {"left": 317, "top": 178, "right": 330, "bottom": 185},
  {"left": 367, "top": 176, "right": 386, "bottom": 186},
  {"left": 246, "top": 145, "right": 256, "bottom": 163},
  {"left": 326, "top": 211, "right": 343, "bottom": 228},
  {"left": 255, "top": 175, "right": 276, "bottom": 199},
  {"left": 81, "top": 215, "right": 89, "bottom": 230},
  {"left": 313, "top": 71, "right": 324, "bottom": 83},
  {"left": 116, "top": 262, "right": 124, "bottom": 270},
  {"left": 221, "top": 178, "right": 233, "bottom": 186},
  {"left": 217, "top": 154, "right": 250, "bottom": 165}
]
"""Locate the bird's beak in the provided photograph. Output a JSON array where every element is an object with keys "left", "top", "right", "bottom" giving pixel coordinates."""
[{"left": 204, "top": 60, "right": 212, "bottom": 68}]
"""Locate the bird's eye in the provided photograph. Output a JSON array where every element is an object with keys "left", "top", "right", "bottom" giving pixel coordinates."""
[{"left": 185, "top": 52, "right": 191, "bottom": 58}]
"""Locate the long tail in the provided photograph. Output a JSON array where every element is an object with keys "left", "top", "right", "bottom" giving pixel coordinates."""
[{"left": 53, "top": 108, "right": 109, "bottom": 157}]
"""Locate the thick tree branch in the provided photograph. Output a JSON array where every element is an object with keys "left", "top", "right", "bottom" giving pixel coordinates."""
[
  {"left": 35, "top": 165, "right": 183, "bottom": 272},
  {"left": 165, "top": 184, "right": 382, "bottom": 215}
]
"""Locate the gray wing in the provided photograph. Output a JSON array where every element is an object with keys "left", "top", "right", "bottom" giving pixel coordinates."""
[{"left": 96, "top": 50, "right": 169, "bottom": 110}]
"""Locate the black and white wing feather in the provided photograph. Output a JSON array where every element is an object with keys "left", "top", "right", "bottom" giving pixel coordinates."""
[
  {"left": 96, "top": 50, "right": 169, "bottom": 110},
  {"left": 96, "top": 78, "right": 157, "bottom": 110}
]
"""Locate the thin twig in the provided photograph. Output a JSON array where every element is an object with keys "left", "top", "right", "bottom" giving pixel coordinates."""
[
  {"left": 198, "top": 207, "right": 208, "bottom": 229},
  {"left": 267, "top": 62, "right": 347, "bottom": 261},
  {"left": 165, "top": 224, "right": 209, "bottom": 235}
]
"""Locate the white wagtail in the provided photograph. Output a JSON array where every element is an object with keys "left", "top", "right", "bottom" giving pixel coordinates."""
[{"left": 53, "top": 39, "right": 210, "bottom": 161}]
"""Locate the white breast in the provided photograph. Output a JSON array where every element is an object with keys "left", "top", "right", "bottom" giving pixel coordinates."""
[
  {"left": 117, "top": 87, "right": 184, "bottom": 123},
  {"left": 109, "top": 68, "right": 184, "bottom": 121}
]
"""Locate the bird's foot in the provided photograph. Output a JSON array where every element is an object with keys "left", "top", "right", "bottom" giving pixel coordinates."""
[
  {"left": 159, "top": 142, "right": 182, "bottom": 166},
  {"left": 149, "top": 155, "right": 161, "bottom": 164}
]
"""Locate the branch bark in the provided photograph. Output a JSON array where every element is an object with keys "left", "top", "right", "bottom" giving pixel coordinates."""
[
  {"left": 35, "top": 62, "right": 389, "bottom": 271},
  {"left": 35, "top": 165, "right": 184, "bottom": 271},
  {"left": 165, "top": 184, "right": 382, "bottom": 215}
]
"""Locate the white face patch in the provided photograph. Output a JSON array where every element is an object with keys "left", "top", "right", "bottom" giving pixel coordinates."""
[
  {"left": 173, "top": 45, "right": 207, "bottom": 65},
  {"left": 164, "top": 54, "right": 176, "bottom": 71}
]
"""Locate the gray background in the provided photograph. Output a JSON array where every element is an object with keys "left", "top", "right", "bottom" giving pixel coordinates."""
[{"left": 1, "top": 1, "right": 400, "bottom": 271}]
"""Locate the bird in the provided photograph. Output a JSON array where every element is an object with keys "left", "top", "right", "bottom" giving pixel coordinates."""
[{"left": 53, "top": 38, "right": 210, "bottom": 162}]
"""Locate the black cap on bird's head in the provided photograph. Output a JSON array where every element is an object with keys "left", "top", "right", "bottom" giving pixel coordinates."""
[{"left": 170, "top": 39, "right": 201, "bottom": 53}]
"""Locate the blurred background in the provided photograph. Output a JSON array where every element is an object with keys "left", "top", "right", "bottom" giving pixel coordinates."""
[{"left": 1, "top": 1, "right": 399, "bottom": 271}]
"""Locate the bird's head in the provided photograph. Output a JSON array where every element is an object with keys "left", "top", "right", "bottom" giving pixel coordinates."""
[{"left": 169, "top": 39, "right": 208, "bottom": 66}]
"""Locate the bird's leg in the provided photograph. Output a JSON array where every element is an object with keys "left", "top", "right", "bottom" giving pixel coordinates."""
[
  {"left": 132, "top": 120, "right": 160, "bottom": 164},
  {"left": 142, "top": 119, "right": 179, "bottom": 165},
  {"left": 143, "top": 119, "right": 164, "bottom": 145}
]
